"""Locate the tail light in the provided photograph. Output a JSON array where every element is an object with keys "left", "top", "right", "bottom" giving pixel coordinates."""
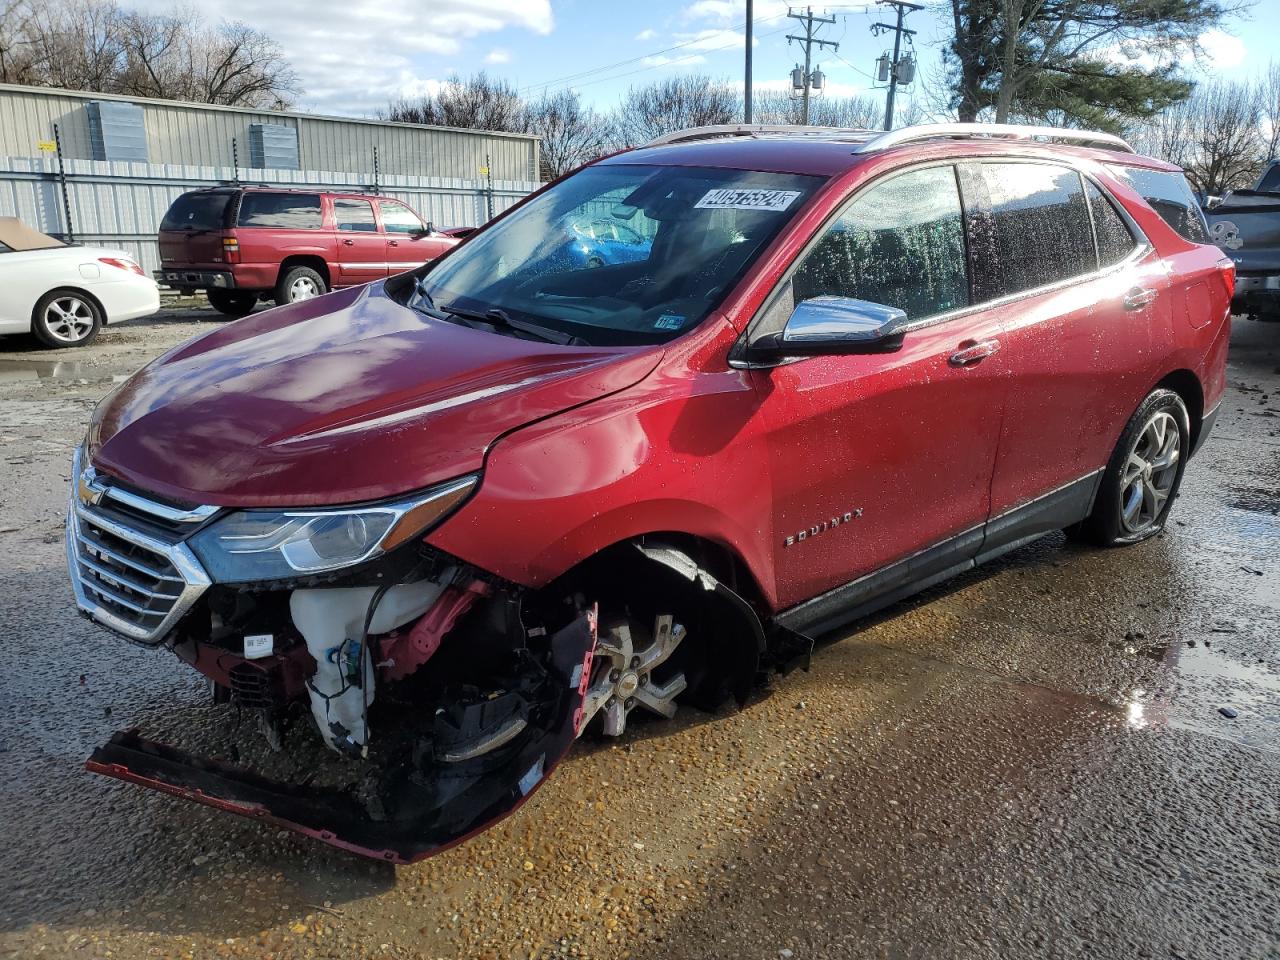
[
  {"left": 1214, "top": 256, "right": 1236, "bottom": 320},
  {"left": 222, "top": 237, "right": 240, "bottom": 263},
  {"left": 98, "top": 257, "right": 145, "bottom": 276}
]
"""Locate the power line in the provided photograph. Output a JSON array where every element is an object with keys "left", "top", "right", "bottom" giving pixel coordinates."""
[
  {"left": 542, "top": 23, "right": 793, "bottom": 95},
  {"left": 519, "top": 13, "right": 787, "bottom": 95}
]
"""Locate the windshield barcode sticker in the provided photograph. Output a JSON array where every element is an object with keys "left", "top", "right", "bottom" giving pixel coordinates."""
[{"left": 695, "top": 188, "right": 802, "bottom": 212}]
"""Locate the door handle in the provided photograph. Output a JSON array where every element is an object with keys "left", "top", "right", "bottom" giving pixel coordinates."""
[
  {"left": 948, "top": 339, "right": 1001, "bottom": 367},
  {"left": 1123, "top": 287, "right": 1157, "bottom": 310},
  {"left": 389, "top": 239, "right": 399, "bottom": 247},
  {"left": 342, "top": 238, "right": 354, "bottom": 246}
]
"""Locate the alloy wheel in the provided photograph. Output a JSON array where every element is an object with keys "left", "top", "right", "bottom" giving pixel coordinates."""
[
  {"left": 580, "top": 615, "right": 688, "bottom": 737},
  {"left": 289, "top": 277, "right": 320, "bottom": 301},
  {"left": 1119, "top": 410, "right": 1180, "bottom": 534},
  {"left": 44, "top": 296, "right": 95, "bottom": 343}
]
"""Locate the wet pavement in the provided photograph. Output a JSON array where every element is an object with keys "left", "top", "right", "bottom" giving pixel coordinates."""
[{"left": 0, "top": 307, "right": 1277, "bottom": 959}]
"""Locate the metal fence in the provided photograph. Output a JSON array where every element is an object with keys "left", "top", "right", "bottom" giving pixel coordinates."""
[{"left": 0, "top": 155, "right": 540, "bottom": 274}]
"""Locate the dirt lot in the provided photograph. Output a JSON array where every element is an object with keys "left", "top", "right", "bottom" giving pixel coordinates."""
[{"left": 0, "top": 304, "right": 1277, "bottom": 960}]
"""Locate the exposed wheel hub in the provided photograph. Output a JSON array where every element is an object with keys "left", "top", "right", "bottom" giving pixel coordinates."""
[{"left": 580, "top": 614, "right": 687, "bottom": 737}]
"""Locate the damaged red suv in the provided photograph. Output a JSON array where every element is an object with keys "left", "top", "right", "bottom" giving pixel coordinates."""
[{"left": 68, "top": 123, "right": 1231, "bottom": 862}]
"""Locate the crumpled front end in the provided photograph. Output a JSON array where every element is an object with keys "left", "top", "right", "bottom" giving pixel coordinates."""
[{"left": 67, "top": 448, "right": 601, "bottom": 862}]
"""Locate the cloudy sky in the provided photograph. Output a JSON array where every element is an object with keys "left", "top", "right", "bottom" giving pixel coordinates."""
[{"left": 133, "top": 0, "right": 1274, "bottom": 118}]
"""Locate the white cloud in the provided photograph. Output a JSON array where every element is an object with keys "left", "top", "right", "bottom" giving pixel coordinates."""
[
  {"left": 126, "top": 0, "right": 553, "bottom": 114},
  {"left": 1192, "top": 29, "right": 1247, "bottom": 71},
  {"left": 674, "top": 27, "right": 747, "bottom": 52},
  {"left": 643, "top": 54, "right": 708, "bottom": 68},
  {"left": 635, "top": 28, "right": 658, "bottom": 41},
  {"left": 485, "top": 48, "right": 511, "bottom": 64}
]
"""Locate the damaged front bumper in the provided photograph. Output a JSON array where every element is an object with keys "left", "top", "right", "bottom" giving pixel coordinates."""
[
  {"left": 87, "top": 609, "right": 598, "bottom": 863},
  {"left": 66, "top": 450, "right": 609, "bottom": 861}
]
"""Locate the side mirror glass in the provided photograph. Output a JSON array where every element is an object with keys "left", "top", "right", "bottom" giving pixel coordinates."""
[{"left": 750, "top": 295, "right": 909, "bottom": 361}]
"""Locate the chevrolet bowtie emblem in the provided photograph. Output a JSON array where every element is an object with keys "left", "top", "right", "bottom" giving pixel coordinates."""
[{"left": 77, "top": 469, "right": 105, "bottom": 507}]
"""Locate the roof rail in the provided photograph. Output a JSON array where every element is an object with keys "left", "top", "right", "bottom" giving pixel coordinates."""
[
  {"left": 855, "top": 122, "right": 1135, "bottom": 154},
  {"left": 643, "top": 123, "right": 878, "bottom": 147}
]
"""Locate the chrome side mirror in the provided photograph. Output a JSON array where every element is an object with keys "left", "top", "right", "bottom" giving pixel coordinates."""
[{"left": 750, "top": 295, "right": 909, "bottom": 360}]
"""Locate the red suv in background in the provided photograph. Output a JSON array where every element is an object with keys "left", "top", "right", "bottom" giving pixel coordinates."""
[
  {"left": 156, "top": 187, "right": 460, "bottom": 315},
  {"left": 71, "top": 123, "right": 1231, "bottom": 862}
]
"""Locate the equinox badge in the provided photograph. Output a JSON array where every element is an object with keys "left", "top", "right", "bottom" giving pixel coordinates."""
[{"left": 784, "top": 508, "right": 863, "bottom": 547}]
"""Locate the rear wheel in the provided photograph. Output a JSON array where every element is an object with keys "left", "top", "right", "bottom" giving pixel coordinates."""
[
  {"left": 206, "top": 289, "right": 258, "bottom": 317},
  {"left": 31, "top": 289, "right": 102, "bottom": 348},
  {"left": 1071, "top": 388, "right": 1189, "bottom": 546},
  {"left": 274, "top": 266, "right": 326, "bottom": 305}
]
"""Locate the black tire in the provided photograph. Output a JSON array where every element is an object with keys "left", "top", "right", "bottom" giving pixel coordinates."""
[
  {"left": 1070, "top": 388, "right": 1190, "bottom": 547},
  {"left": 31, "top": 289, "right": 102, "bottom": 348},
  {"left": 274, "top": 266, "right": 327, "bottom": 305},
  {"left": 206, "top": 289, "right": 258, "bottom": 317}
]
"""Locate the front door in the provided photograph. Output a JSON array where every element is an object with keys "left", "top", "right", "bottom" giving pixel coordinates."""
[
  {"left": 378, "top": 199, "right": 453, "bottom": 272},
  {"left": 332, "top": 197, "right": 387, "bottom": 285},
  {"left": 753, "top": 164, "right": 1009, "bottom": 616}
]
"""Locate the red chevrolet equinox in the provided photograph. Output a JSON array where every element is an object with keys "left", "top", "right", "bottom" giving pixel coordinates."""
[{"left": 68, "top": 123, "right": 1232, "bottom": 862}]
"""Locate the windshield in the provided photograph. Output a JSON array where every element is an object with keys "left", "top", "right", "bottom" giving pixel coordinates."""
[
  {"left": 416, "top": 163, "right": 824, "bottom": 346},
  {"left": 161, "top": 192, "right": 232, "bottom": 231}
]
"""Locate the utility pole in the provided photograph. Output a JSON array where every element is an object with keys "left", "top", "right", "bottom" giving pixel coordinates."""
[
  {"left": 744, "top": 0, "right": 754, "bottom": 123},
  {"left": 787, "top": 6, "right": 838, "bottom": 125},
  {"left": 872, "top": 0, "right": 921, "bottom": 131}
]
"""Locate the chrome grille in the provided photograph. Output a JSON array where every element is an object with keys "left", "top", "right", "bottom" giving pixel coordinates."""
[{"left": 66, "top": 449, "right": 212, "bottom": 645}]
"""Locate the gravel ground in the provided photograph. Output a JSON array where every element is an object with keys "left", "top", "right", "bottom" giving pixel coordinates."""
[{"left": 0, "top": 303, "right": 1276, "bottom": 959}]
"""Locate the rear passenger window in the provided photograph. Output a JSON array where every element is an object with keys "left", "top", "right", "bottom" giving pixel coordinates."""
[
  {"left": 792, "top": 165, "right": 969, "bottom": 321},
  {"left": 1087, "top": 182, "right": 1137, "bottom": 267},
  {"left": 334, "top": 198, "right": 378, "bottom": 232},
  {"left": 1105, "top": 165, "right": 1210, "bottom": 244},
  {"left": 236, "top": 193, "right": 321, "bottom": 229},
  {"left": 967, "top": 162, "right": 1096, "bottom": 301}
]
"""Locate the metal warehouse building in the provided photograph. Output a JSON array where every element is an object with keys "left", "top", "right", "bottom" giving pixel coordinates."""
[
  {"left": 0, "top": 84, "right": 540, "bottom": 180},
  {"left": 0, "top": 85, "right": 542, "bottom": 273}
]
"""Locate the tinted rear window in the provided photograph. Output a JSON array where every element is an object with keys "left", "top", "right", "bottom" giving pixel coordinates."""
[
  {"left": 236, "top": 193, "right": 322, "bottom": 229},
  {"left": 160, "top": 192, "right": 231, "bottom": 231},
  {"left": 1086, "top": 182, "right": 1138, "bottom": 268},
  {"left": 1258, "top": 164, "right": 1280, "bottom": 193},
  {"left": 967, "top": 162, "right": 1096, "bottom": 302},
  {"left": 1106, "top": 165, "right": 1210, "bottom": 244}
]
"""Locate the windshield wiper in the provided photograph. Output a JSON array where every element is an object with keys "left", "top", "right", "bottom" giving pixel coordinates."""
[{"left": 443, "top": 302, "right": 586, "bottom": 346}]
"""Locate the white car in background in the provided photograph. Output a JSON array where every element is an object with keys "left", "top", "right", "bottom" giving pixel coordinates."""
[{"left": 0, "top": 218, "right": 160, "bottom": 348}]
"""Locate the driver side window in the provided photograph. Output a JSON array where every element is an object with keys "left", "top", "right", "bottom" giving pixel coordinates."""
[{"left": 792, "top": 165, "right": 970, "bottom": 322}]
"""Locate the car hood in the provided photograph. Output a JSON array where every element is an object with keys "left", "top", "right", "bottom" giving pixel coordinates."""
[{"left": 88, "top": 283, "right": 662, "bottom": 507}]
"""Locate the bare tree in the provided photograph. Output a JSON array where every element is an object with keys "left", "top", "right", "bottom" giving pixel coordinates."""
[
  {"left": 530, "top": 89, "right": 612, "bottom": 179},
  {"left": 0, "top": 0, "right": 298, "bottom": 107},
  {"left": 1259, "top": 60, "right": 1280, "bottom": 163},
  {"left": 1134, "top": 80, "right": 1262, "bottom": 194},
  {"left": 752, "top": 90, "right": 885, "bottom": 127},
  {"left": 386, "top": 73, "right": 530, "bottom": 133},
  {"left": 612, "top": 75, "right": 737, "bottom": 146}
]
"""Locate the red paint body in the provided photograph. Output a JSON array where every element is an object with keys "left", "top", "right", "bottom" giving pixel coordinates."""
[
  {"left": 158, "top": 188, "right": 457, "bottom": 295},
  {"left": 98, "top": 137, "right": 1232, "bottom": 618}
]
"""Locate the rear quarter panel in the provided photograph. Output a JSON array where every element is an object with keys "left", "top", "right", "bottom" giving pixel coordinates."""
[{"left": 1106, "top": 168, "right": 1233, "bottom": 421}]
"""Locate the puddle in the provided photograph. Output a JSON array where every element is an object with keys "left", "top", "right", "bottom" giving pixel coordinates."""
[{"left": 0, "top": 358, "right": 132, "bottom": 385}]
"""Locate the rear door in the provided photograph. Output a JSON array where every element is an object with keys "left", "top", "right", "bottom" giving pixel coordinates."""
[
  {"left": 158, "top": 191, "right": 233, "bottom": 267},
  {"left": 963, "top": 160, "right": 1162, "bottom": 548},
  {"left": 378, "top": 199, "right": 453, "bottom": 272},
  {"left": 752, "top": 163, "right": 1009, "bottom": 617},
  {"left": 332, "top": 197, "right": 387, "bottom": 285}
]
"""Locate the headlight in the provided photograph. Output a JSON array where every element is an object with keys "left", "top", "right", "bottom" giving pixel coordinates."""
[{"left": 189, "top": 476, "right": 476, "bottom": 582}]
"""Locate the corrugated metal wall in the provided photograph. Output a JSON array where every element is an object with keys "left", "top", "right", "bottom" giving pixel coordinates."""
[
  {"left": 0, "top": 84, "right": 539, "bottom": 181},
  {"left": 0, "top": 156, "right": 540, "bottom": 274}
]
